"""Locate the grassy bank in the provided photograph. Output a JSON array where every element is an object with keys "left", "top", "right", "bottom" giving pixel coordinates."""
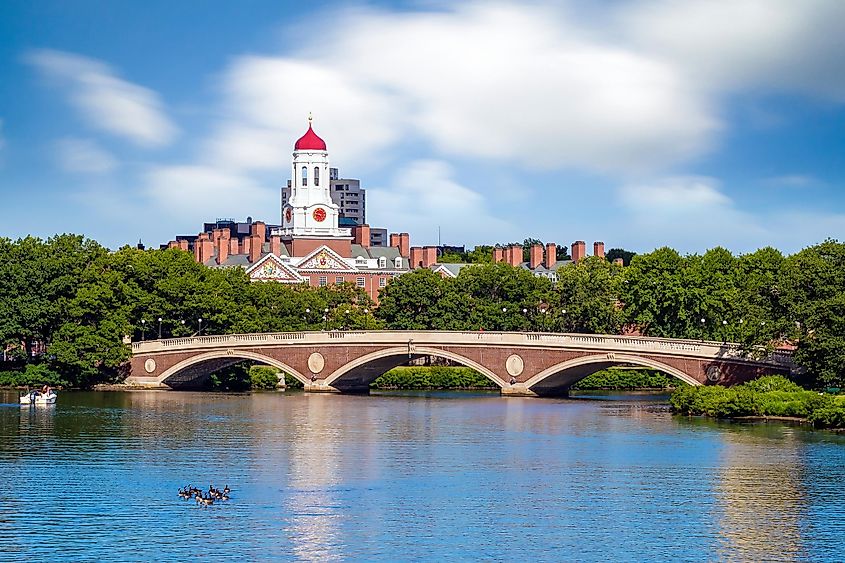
[{"left": 671, "top": 376, "right": 845, "bottom": 429}]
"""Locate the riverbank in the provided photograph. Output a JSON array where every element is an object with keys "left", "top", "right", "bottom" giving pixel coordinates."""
[{"left": 670, "top": 376, "right": 845, "bottom": 429}]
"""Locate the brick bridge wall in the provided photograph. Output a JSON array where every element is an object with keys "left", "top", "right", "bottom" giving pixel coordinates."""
[{"left": 127, "top": 332, "right": 793, "bottom": 396}]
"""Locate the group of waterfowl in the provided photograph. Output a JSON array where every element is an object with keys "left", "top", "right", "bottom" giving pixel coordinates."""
[{"left": 178, "top": 484, "right": 230, "bottom": 506}]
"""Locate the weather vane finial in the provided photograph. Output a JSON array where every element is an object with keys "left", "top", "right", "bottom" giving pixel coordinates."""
[{"left": 308, "top": 112, "right": 313, "bottom": 125}]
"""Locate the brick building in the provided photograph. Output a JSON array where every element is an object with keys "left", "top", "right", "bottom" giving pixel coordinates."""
[{"left": 166, "top": 117, "right": 425, "bottom": 301}]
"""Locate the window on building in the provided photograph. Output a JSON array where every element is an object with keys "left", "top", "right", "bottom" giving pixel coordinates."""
[
  {"left": 301, "top": 166, "right": 308, "bottom": 186},
  {"left": 335, "top": 276, "right": 344, "bottom": 284},
  {"left": 378, "top": 256, "right": 386, "bottom": 268},
  {"left": 314, "top": 166, "right": 320, "bottom": 186},
  {"left": 379, "top": 277, "right": 386, "bottom": 288},
  {"left": 318, "top": 276, "right": 327, "bottom": 287},
  {"left": 356, "top": 277, "right": 365, "bottom": 288},
  {"left": 394, "top": 257, "right": 402, "bottom": 268}
]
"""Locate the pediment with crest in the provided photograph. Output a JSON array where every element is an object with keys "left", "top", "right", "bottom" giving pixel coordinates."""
[
  {"left": 246, "top": 254, "right": 306, "bottom": 283},
  {"left": 295, "top": 245, "right": 356, "bottom": 272}
]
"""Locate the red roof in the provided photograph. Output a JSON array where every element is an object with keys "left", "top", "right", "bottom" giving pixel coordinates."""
[{"left": 294, "top": 124, "right": 327, "bottom": 151}]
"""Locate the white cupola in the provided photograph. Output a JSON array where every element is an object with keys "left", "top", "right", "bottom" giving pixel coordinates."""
[{"left": 277, "top": 115, "right": 349, "bottom": 239}]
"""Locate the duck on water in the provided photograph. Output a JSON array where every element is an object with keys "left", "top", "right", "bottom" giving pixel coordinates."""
[{"left": 179, "top": 484, "right": 231, "bottom": 506}]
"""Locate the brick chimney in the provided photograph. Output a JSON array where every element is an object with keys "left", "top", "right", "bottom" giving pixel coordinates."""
[
  {"left": 229, "top": 237, "right": 240, "bottom": 256},
  {"left": 529, "top": 244, "right": 543, "bottom": 269},
  {"left": 167, "top": 240, "right": 178, "bottom": 249},
  {"left": 240, "top": 236, "right": 251, "bottom": 256},
  {"left": 251, "top": 221, "right": 266, "bottom": 242},
  {"left": 593, "top": 241, "right": 605, "bottom": 258},
  {"left": 422, "top": 246, "right": 438, "bottom": 268},
  {"left": 178, "top": 239, "right": 189, "bottom": 251},
  {"left": 398, "top": 233, "right": 410, "bottom": 258},
  {"left": 410, "top": 246, "right": 423, "bottom": 269},
  {"left": 509, "top": 244, "right": 523, "bottom": 267},
  {"left": 217, "top": 236, "right": 229, "bottom": 265},
  {"left": 571, "top": 240, "right": 586, "bottom": 263},
  {"left": 270, "top": 234, "right": 281, "bottom": 256},
  {"left": 545, "top": 242, "right": 556, "bottom": 270},
  {"left": 353, "top": 224, "right": 371, "bottom": 248},
  {"left": 196, "top": 233, "right": 213, "bottom": 264},
  {"left": 389, "top": 233, "right": 400, "bottom": 248},
  {"left": 613, "top": 257, "right": 624, "bottom": 267},
  {"left": 249, "top": 234, "right": 262, "bottom": 263},
  {"left": 493, "top": 246, "right": 504, "bottom": 263}
]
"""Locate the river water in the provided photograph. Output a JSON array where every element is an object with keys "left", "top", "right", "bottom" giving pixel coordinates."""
[{"left": 1, "top": 389, "right": 844, "bottom": 562}]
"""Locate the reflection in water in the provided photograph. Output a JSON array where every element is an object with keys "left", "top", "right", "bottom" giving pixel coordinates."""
[
  {"left": 0, "top": 390, "right": 844, "bottom": 561},
  {"left": 714, "top": 425, "right": 806, "bottom": 560}
]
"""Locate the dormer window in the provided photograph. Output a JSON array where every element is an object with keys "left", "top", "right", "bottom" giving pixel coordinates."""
[
  {"left": 378, "top": 256, "right": 386, "bottom": 269},
  {"left": 394, "top": 257, "right": 402, "bottom": 268}
]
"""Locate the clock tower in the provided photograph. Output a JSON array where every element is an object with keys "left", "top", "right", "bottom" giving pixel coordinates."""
[{"left": 277, "top": 116, "right": 349, "bottom": 240}]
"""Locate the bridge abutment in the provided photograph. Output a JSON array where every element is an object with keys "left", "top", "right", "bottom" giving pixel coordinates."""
[{"left": 500, "top": 384, "right": 538, "bottom": 397}]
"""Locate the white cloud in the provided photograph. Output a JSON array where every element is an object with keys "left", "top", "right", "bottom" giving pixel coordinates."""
[
  {"left": 763, "top": 175, "right": 819, "bottom": 188},
  {"left": 27, "top": 49, "right": 177, "bottom": 147},
  {"left": 145, "top": 165, "right": 277, "bottom": 225},
  {"left": 205, "top": 3, "right": 719, "bottom": 175},
  {"left": 615, "top": 176, "right": 768, "bottom": 251},
  {"left": 618, "top": 0, "right": 845, "bottom": 99},
  {"left": 620, "top": 176, "right": 732, "bottom": 211},
  {"left": 367, "top": 160, "right": 516, "bottom": 245},
  {"left": 55, "top": 138, "right": 117, "bottom": 174}
]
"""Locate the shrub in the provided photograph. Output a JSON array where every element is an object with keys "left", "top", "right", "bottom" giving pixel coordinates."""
[
  {"left": 572, "top": 368, "right": 677, "bottom": 390},
  {"left": 250, "top": 365, "right": 281, "bottom": 390},
  {"left": 808, "top": 405, "right": 845, "bottom": 428},
  {"left": 372, "top": 366, "right": 495, "bottom": 389},
  {"left": 743, "top": 375, "right": 803, "bottom": 394},
  {"left": 0, "top": 364, "right": 67, "bottom": 387}
]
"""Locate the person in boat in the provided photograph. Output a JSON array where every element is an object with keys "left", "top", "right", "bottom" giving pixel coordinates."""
[{"left": 40, "top": 385, "right": 52, "bottom": 396}]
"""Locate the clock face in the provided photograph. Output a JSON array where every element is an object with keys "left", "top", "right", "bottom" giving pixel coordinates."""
[
  {"left": 284, "top": 207, "right": 292, "bottom": 222},
  {"left": 313, "top": 207, "right": 327, "bottom": 222}
]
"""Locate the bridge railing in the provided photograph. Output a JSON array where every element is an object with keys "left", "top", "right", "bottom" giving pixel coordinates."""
[{"left": 130, "top": 330, "right": 793, "bottom": 367}]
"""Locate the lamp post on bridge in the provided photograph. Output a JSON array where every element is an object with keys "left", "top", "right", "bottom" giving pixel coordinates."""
[
  {"left": 140, "top": 319, "right": 146, "bottom": 341},
  {"left": 198, "top": 318, "right": 203, "bottom": 336},
  {"left": 324, "top": 308, "right": 329, "bottom": 331},
  {"left": 363, "top": 308, "right": 370, "bottom": 331},
  {"left": 157, "top": 317, "right": 163, "bottom": 340}
]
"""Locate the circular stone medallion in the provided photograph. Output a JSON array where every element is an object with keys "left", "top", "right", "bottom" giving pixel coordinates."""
[
  {"left": 505, "top": 354, "right": 524, "bottom": 377},
  {"left": 307, "top": 352, "right": 326, "bottom": 374},
  {"left": 144, "top": 358, "right": 157, "bottom": 373},
  {"left": 706, "top": 365, "right": 722, "bottom": 382}
]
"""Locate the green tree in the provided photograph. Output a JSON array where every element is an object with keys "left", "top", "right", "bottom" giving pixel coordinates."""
[
  {"left": 780, "top": 240, "right": 845, "bottom": 389},
  {"left": 555, "top": 256, "right": 623, "bottom": 334},
  {"left": 605, "top": 248, "right": 636, "bottom": 266},
  {"left": 376, "top": 268, "right": 450, "bottom": 329},
  {"left": 619, "top": 247, "right": 693, "bottom": 338}
]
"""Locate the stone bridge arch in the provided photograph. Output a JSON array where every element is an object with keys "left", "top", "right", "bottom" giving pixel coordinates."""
[
  {"left": 322, "top": 346, "right": 506, "bottom": 392},
  {"left": 155, "top": 350, "right": 310, "bottom": 389},
  {"left": 521, "top": 353, "right": 701, "bottom": 396}
]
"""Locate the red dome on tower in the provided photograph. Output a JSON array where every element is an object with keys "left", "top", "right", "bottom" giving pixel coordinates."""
[{"left": 294, "top": 118, "right": 327, "bottom": 151}]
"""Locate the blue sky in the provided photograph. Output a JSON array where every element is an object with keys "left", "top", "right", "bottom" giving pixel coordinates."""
[{"left": 1, "top": 0, "right": 843, "bottom": 254}]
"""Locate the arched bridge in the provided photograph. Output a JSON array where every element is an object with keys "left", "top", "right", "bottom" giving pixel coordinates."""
[{"left": 127, "top": 331, "right": 795, "bottom": 396}]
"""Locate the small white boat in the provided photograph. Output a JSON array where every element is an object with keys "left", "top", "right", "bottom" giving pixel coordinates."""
[{"left": 20, "top": 391, "right": 57, "bottom": 405}]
